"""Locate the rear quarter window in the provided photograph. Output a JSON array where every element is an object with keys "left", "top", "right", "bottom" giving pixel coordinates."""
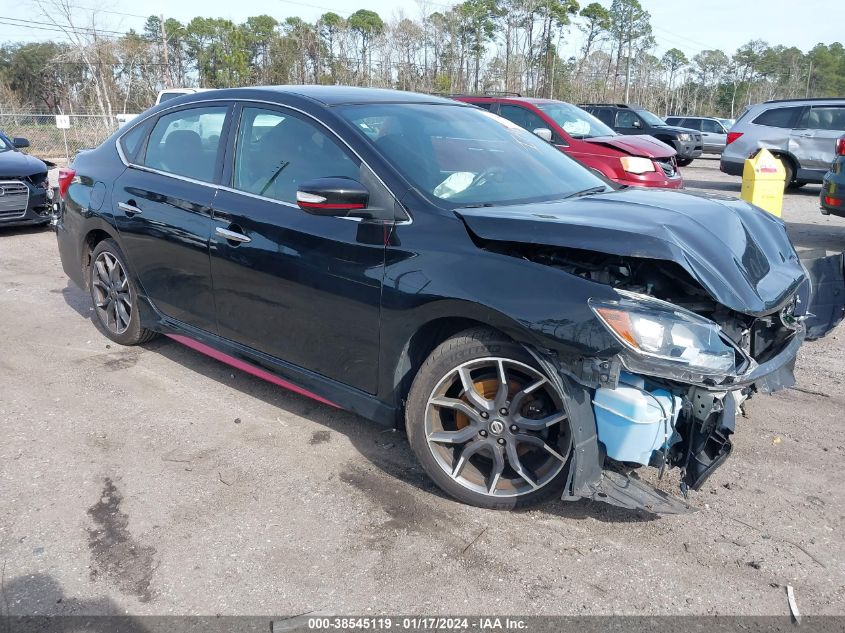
[
  {"left": 118, "top": 119, "right": 153, "bottom": 163},
  {"left": 752, "top": 106, "right": 803, "bottom": 129}
]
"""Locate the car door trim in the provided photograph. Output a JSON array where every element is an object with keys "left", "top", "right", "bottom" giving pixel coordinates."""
[{"left": 115, "top": 97, "right": 411, "bottom": 224}]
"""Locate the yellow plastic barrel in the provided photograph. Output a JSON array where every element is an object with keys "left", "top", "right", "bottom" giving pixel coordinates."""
[{"left": 740, "top": 148, "right": 785, "bottom": 217}]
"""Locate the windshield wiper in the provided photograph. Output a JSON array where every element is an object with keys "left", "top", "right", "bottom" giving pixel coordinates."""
[{"left": 565, "top": 186, "right": 608, "bottom": 199}]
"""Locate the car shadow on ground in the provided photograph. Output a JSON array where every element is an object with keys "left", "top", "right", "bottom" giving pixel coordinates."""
[{"left": 0, "top": 572, "right": 148, "bottom": 627}]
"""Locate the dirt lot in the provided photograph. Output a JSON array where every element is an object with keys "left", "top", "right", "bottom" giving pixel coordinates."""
[{"left": 1, "top": 157, "right": 844, "bottom": 617}]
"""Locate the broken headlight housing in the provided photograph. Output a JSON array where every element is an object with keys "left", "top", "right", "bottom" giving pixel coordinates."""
[{"left": 590, "top": 290, "right": 745, "bottom": 381}]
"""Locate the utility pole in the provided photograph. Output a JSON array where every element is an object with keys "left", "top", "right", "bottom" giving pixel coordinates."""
[
  {"left": 623, "top": 1, "right": 632, "bottom": 103},
  {"left": 160, "top": 14, "right": 172, "bottom": 89},
  {"left": 805, "top": 59, "right": 812, "bottom": 97}
]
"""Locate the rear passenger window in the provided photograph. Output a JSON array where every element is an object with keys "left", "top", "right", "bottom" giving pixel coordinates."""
[
  {"left": 701, "top": 119, "right": 723, "bottom": 133},
  {"left": 804, "top": 106, "right": 845, "bottom": 132},
  {"left": 118, "top": 119, "right": 153, "bottom": 163},
  {"left": 233, "top": 106, "right": 359, "bottom": 204},
  {"left": 753, "top": 107, "right": 802, "bottom": 129},
  {"left": 143, "top": 106, "right": 228, "bottom": 182}
]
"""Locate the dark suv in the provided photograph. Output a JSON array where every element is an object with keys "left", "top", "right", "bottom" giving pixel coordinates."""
[
  {"left": 55, "top": 86, "right": 842, "bottom": 510},
  {"left": 581, "top": 103, "right": 703, "bottom": 165}
]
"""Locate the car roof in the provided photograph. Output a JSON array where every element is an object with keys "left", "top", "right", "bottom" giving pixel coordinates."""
[
  {"left": 193, "top": 85, "right": 461, "bottom": 106},
  {"left": 457, "top": 95, "right": 574, "bottom": 106}
]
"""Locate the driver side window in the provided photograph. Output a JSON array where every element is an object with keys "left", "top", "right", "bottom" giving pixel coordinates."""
[
  {"left": 498, "top": 105, "right": 548, "bottom": 135},
  {"left": 233, "top": 106, "right": 359, "bottom": 204},
  {"left": 615, "top": 110, "right": 640, "bottom": 128}
]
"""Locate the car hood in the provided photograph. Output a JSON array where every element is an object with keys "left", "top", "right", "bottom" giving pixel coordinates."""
[
  {"left": 652, "top": 124, "right": 700, "bottom": 136},
  {"left": 456, "top": 188, "right": 805, "bottom": 316},
  {"left": 581, "top": 134, "right": 676, "bottom": 159},
  {"left": 0, "top": 151, "right": 48, "bottom": 179}
]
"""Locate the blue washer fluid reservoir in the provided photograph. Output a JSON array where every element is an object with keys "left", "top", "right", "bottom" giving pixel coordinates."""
[{"left": 593, "top": 372, "right": 683, "bottom": 466}]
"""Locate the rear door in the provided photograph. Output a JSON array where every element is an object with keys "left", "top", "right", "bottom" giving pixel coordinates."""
[
  {"left": 112, "top": 104, "right": 231, "bottom": 332},
  {"left": 209, "top": 103, "right": 390, "bottom": 393},
  {"left": 790, "top": 105, "right": 845, "bottom": 172}
]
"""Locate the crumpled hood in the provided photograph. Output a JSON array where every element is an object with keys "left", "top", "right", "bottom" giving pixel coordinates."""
[
  {"left": 582, "top": 134, "right": 676, "bottom": 159},
  {"left": 456, "top": 188, "right": 805, "bottom": 316},
  {"left": 0, "top": 151, "right": 48, "bottom": 179}
]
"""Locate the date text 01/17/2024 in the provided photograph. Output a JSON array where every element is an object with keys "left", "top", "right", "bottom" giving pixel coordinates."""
[{"left": 303, "top": 617, "right": 528, "bottom": 630}]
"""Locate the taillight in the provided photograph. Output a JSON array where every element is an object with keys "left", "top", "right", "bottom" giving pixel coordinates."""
[
  {"left": 836, "top": 136, "right": 845, "bottom": 156},
  {"left": 726, "top": 132, "right": 743, "bottom": 145},
  {"left": 58, "top": 168, "right": 76, "bottom": 199},
  {"left": 824, "top": 196, "right": 842, "bottom": 206}
]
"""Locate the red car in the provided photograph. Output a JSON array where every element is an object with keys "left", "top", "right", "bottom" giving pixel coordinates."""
[{"left": 454, "top": 96, "right": 683, "bottom": 189}]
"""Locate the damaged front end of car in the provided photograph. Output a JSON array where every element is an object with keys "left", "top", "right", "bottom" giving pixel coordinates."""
[{"left": 457, "top": 190, "right": 845, "bottom": 512}]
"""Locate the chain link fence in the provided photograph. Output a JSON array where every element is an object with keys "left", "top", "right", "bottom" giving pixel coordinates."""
[{"left": 0, "top": 111, "right": 127, "bottom": 166}]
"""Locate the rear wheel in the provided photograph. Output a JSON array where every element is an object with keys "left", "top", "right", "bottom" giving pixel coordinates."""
[
  {"left": 677, "top": 158, "right": 693, "bottom": 167},
  {"left": 406, "top": 328, "right": 572, "bottom": 509},
  {"left": 777, "top": 156, "right": 796, "bottom": 189},
  {"left": 88, "top": 239, "right": 157, "bottom": 346}
]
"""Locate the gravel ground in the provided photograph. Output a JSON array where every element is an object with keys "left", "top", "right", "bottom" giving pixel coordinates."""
[{"left": 1, "top": 157, "right": 844, "bottom": 617}]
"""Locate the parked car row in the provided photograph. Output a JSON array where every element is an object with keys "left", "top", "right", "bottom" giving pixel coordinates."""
[
  {"left": 454, "top": 95, "right": 683, "bottom": 189},
  {"left": 52, "top": 86, "right": 844, "bottom": 511},
  {"left": 579, "top": 103, "right": 703, "bottom": 166}
]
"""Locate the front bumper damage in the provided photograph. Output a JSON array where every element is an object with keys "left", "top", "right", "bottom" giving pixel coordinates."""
[{"left": 540, "top": 253, "right": 845, "bottom": 514}]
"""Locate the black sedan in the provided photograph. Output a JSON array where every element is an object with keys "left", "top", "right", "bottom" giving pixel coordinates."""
[
  {"left": 821, "top": 135, "right": 845, "bottom": 217},
  {"left": 54, "top": 86, "right": 844, "bottom": 510},
  {"left": 0, "top": 132, "right": 52, "bottom": 228}
]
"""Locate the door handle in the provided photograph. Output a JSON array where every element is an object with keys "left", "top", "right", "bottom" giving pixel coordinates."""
[
  {"left": 216, "top": 226, "right": 251, "bottom": 244},
  {"left": 118, "top": 201, "right": 142, "bottom": 215}
]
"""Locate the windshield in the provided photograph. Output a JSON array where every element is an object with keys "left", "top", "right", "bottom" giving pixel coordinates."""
[
  {"left": 637, "top": 109, "right": 668, "bottom": 126},
  {"left": 536, "top": 102, "right": 616, "bottom": 139},
  {"left": 337, "top": 103, "right": 606, "bottom": 208},
  {"left": 0, "top": 135, "right": 12, "bottom": 152}
]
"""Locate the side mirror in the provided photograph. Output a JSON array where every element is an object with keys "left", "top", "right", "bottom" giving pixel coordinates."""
[
  {"left": 632, "top": 120, "right": 642, "bottom": 129},
  {"left": 12, "top": 137, "right": 30, "bottom": 149},
  {"left": 532, "top": 127, "right": 553, "bottom": 142},
  {"left": 296, "top": 177, "right": 369, "bottom": 216}
]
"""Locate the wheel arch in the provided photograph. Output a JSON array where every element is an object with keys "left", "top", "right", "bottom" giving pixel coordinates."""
[
  {"left": 385, "top": 306, "right": 549, "bottom": 423},
  {"left": 80, "top": 222, "right": 121, "bottom": 289}
]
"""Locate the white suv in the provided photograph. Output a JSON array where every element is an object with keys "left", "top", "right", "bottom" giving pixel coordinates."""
[{"left": 721, "top": 98, "right": 845, "bottom": 188}]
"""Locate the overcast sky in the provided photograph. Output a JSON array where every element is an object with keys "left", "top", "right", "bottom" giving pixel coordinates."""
[{"left": 5, "top": 0, "right": 841, "bottom": 60}]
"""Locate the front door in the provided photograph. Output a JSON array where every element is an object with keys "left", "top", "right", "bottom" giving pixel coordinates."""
[
  {"left": 112, "top": 104, "right": 230, "bottom": 332},
  {"left": 209, "top": 104, "right": 388, "bottom": 393}
]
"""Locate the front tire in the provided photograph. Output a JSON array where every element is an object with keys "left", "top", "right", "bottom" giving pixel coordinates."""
[
  {"left": 88, "top": 239, "right": 156, "bottom": 346},
  {"left": 406, "top": 328, "right": 572, "bottom": 509},
  {"left": 677, "top": 158, "right": 693, "bottom": 167}
]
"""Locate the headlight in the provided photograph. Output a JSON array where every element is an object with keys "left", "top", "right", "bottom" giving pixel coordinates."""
[
  {"left": 620, "top": 156, "right": 656, "bottom": 174},
  {"left": 678, "top": 133, "right": 691, "bottom": 141},
  {"left": 590, "top": 290, "right": 740, "bottom": 378}
]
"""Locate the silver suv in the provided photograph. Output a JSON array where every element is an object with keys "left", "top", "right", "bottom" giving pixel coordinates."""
[
  {"left": 666, "top": 116, "right": 729, "bottom": 153},
  {"left": 721, "top": 98, "right": 845, "bottom": 187}
]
